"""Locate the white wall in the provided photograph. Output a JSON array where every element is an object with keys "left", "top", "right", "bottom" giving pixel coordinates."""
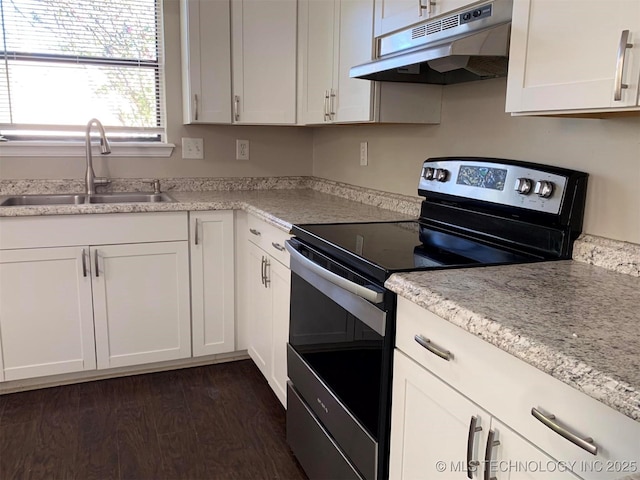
[
  {"left": 312, "top": 78, "right": 640, "bottom": 244},
  {"left": 0, "top": 0, "right": 314, "bottom": 180}
]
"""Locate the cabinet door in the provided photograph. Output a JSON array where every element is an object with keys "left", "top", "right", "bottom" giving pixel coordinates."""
[
  {"left": 231, "top": 0, "right": 297, "bottom": 124},
  {"left": 92, "top": 242, "right": 191, "bottom": 369},
  {"left": 389, "top": 350, "right": 490, "bottom": 479},
  {"left": 190, "top": 211, "right": 235, "bottom": 357},
  {"left": 268, "top": 257, "right": 291, "bottom": 407},
  {"left": 180, "top": 0, "right": 232, "bottom": 123},
  {"left": 375, "top": 0, "right": 426, "bottom": 37},
  {"left": 0, "top": 247, "right": 96, "bottom": 381},
  {"left": 298, "top": 0, "right": 337, "bottom": 124},
  {"left": 245, "top": 241, "right": 273, "bottom": 378},
  {"left": 506, "top": 0, "right": 640, "bottom": 113},
  {"left": 334, "top": 0, "right": 375, "bottom": 123},
  {"left": 487, "top": 418, "right": 583, "bottom": 480}
]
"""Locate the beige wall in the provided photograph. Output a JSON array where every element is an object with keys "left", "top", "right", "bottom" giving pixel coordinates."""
[
  {"left": 0, "top": 0, "right": 314, "bottom": 180},
  {"left": 312, "top": 78, "right": 640, "bottom": 244}
]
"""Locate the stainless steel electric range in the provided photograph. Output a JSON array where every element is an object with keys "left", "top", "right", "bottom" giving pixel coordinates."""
[{"left": 284, "top": 157, "right": 588, "bottom": 480}]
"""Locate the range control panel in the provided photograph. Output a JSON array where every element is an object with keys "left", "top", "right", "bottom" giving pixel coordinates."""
[{"left": 418, "top": 159, "right": 568, "bottom": 215}]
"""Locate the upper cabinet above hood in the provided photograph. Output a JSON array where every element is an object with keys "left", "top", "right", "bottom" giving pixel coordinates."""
[{"left": 350, "top": 0, "right": 513, "bottom": 85}]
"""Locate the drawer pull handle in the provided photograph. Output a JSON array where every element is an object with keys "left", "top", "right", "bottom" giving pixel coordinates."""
[
  {"left": 531, "top": 407, "right": 597, "bottom": 455},
  {"left": 484, "top": 429, "right": 500, "bottom": 480},
  {"left": 194, "top": 219, "right": 200, "bottom": 245},
  {"left": 466, "top": 416, "right": 482, "bottom": 479},
  {"left": 250, "top": 228, "right": 261, "bottom": 236},
  {"left": 271, "top": 242, "right": 285, "bottom": 252},
  {"left": 94, "top": 250, "right": 100, "bottom": 278},
  {"left": 81, "top": 249, "right": 88, "bottom": 277},
  {"left": 414, "top": 334, "right": 452, "bottom": 361}
]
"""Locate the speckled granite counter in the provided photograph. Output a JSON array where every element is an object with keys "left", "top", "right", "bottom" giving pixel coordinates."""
[
  {"left": 386, "top": 261, "right": 640, "bottom": 422},
  {"left": 0, "top": 176, "right": 420, "bottom": 228}
]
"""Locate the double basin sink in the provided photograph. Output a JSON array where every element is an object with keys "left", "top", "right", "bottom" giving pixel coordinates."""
[{"left": 0, "top": 192, "right": 175, "bottom": 207}]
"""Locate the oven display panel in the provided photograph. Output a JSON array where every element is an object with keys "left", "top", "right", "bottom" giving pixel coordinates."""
[{"left": 456, "top": 165, "right": 507, "bottom": 191}]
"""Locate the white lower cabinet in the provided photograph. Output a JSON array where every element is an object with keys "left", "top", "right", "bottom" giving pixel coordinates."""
[
  {"left": 0, "top": 247, "right": 96, "bottom": 381},
  {"left": 390, "top": 351, "right": 581, "bottom": 480},
  {"left": 189, "top": 211, "right": 235, "bottom": 356},
  {"left": 391, "top": 297, "right": 640, "bottom": 480},
  {"left": 0, "top": 212, "right": 191, "bottom": 381},
  {"left": 243, "top": 214, "right": 291, "bottom": 407},
  {"left": 92, "top": 242, "right": 191, "bottom": 369}
]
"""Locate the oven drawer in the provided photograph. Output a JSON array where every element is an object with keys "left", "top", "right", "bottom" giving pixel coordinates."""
[
  {"left": 288, "top": 345, "right": 377, "bottom": 480},
  {"left": 247, "top": 214, "right": 291, "bottom": 267},
  {"left": 287, "top": 382, "right": 363, "bottom": 480},
  {"left": 396, "top": 297, "right": 640, "bottom": 476}
]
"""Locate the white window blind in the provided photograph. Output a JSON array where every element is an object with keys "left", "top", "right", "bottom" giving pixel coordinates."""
[{"left": 0, "top": 0, "right": 165, "bottom": 142}]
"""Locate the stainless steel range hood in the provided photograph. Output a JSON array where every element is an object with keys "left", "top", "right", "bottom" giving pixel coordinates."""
[{"left": 350, "top": 0, "right": 513, "bottom": 85}]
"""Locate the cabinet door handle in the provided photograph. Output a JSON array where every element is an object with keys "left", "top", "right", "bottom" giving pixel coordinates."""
[
  {"left": 194, "top": 93, "right": 199, "bottom": 121},
  {"left": 234, "top": 95, "right": 240, "bottom": 121},
  {"left": 329, "top": 89, "right": 336, "bottom": 120},
  {"left": 94, "top": 250, "right": 100, "bottom": 278},
  {"left": 484, "top": 429, "right": 500, "bottom": 480},
  {"left": 194, "top": 219, "right": 200, "bottom": 245},
  {"left": 249, "top": 228, "right": 261, "bottom": 237},
  {"left": 260, "top": 256, "right": 265, "bottom": 285},
  {"left": 466, "top": 416, "right": 482, "bottom": 479},
  {"left": 414, "top": 334, "right": 453, "bottom": 361},
  {"left": 271, "top": 242, "right": 285, "bottom": 252},
  {"left": 614, "top": 30, "right": 633, "bottom": 101},
  {"left": 263, "top": 257, "right": 270, "bottom": 288},
  {"left": 324, "top": 90, "right": 330, "bottom": 121},
  {"left": 81, "top": 249, "right": 88, "bottom": 277},
  {"left": 531, "top": 407, "right": 597, "bottom": 455}
]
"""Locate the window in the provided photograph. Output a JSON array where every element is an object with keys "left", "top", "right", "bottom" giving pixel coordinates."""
[{"left": 0, "top": 0, "right": 165, "bottom": 142}]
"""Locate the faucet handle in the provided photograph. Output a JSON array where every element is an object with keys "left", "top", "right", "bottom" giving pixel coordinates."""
[
  {"left": 150, "top": 179, "right": 161, "bottom": 194},
  {"left": 94, "top": 177, "right": 111, "bottom": 186}
]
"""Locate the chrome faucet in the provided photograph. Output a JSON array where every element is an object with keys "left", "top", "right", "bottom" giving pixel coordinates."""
[{"left": 85, "top": 118, "right": 111, "bottom": 195}]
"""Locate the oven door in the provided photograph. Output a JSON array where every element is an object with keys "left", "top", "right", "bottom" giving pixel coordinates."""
[{"left": 285, "top": 239, "right": 394, "bottom": 480}]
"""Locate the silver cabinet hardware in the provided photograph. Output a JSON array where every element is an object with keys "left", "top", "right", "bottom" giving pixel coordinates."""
[
  {"left": 484, "top": 430, "right": 500, "bottom": 480},
  {"left": 194, "top": 94, "right": 199, "bottom": 121},
  {"left": 264, "top": 257, "right": 270, "bottom": 288},
  {"left": 234, "top": 95, "right": 240, "bottom": 121},
  {"left": 81, "top": 249, "right": 88, "bottom": 278},
  {"left": 249, "top": 228, "right": 261, "bottom": 237},
  {"left": 94, "top": 250, "right": 100, "bottom": 278},
  {"left": 324, "top": 90, "right": 330, "bottom": 121},
  {"left": 418, "top": 0, "right": 435, "bottom": 16},
  {"left": 614, "top": 30, "right": 633, "bottom": 101},
  {"left": 329, "top": 89, "right": 336, "bottom": 120},
  {"left": 271, "top": 242, "right": 285, "bottom": 252},
  {"left": 414, "top": 334, "right": 453, "bottom": 361},
  {"left": 194, "top": 219, "right": 200, "bottom": 245},
  {"left": 531, "top": 407, "right": 597, "bottom": 455},
  {"left": 467, "top": 416, "right": 482, "bottom": 478},
  {"left": 260, "top": 256, "right": 266, "bottom": 285}
]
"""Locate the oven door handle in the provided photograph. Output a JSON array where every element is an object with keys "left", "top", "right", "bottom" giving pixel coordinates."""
[{"left": 286, "top": 241, "right": 384, "bottom": 304}]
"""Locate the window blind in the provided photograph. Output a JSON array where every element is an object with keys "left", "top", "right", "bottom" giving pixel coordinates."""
[{"left": 0, "top": 0, "right": 165, "bottom": 141}]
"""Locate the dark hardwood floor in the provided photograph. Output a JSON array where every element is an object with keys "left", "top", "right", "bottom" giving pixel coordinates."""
[{"left": 0, "top": 360, "right": 308, "bottom": 480}]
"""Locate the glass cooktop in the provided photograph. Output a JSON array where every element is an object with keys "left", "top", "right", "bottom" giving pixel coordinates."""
[{"left": 292, "top": 221, "right": 538, "bottom": 283}]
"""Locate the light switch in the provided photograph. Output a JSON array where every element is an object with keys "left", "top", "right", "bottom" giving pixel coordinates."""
[{"left": 182, "top": 137, "right": 204, "bottom": 159}]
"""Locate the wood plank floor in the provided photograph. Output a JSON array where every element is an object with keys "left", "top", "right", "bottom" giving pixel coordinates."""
[{"left": 0, "top": 360, "right": 308, "bottom": 480}]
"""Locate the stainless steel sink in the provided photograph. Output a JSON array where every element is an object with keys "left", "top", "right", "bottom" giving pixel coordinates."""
[
  {"left": 0, "top": 192, "right": 175, "bottom": 206},
  {"left": 88, "top": 193, "right": 174, "bottom": 204},
  {"left": 0, "top": 194, "right": 88, "bottom": 206}
]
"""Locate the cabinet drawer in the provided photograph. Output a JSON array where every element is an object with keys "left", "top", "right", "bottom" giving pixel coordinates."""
[
  {"left": 396, "top": 297, "right": 640, "bottom": 478},
  {"left": 0, "top": 212, "right": 188, "bottom": 249},
  {"left": 247, "top": 214, "right": 291, "bottom": 267}
]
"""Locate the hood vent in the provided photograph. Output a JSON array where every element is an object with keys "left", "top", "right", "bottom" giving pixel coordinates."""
[{"left": 350, "top": 0, "right": 513, "bottom": 85}]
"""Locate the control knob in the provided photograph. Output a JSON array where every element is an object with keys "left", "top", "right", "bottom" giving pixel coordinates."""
[
  {"left": 423, "top": 167, "right": 435, "bottom": 180},
  {"left": 534, "top": 180, "right": 554, "bottom": 198},
  {"left": 514, "top": 178, "right": 532, "bottom": 195},
  {"left": 435, "top": 168, "right": 448, "bottom": 182}
]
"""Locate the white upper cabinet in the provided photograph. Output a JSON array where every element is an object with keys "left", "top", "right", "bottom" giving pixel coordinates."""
[
  {"left": 231, "top": 0, "right": 297, "bottom": 124},
  {"left": 298, "top": 0, "right": 441, "bottom": 125},
  {"left": 374, "top": 0, "right": 474, "bottom": 37},
  {"left": 506, "top": 0, "right": 640, "bottom": 115},
  {"left": 180, "top": 0, "right": 232, "bottom": 123}
]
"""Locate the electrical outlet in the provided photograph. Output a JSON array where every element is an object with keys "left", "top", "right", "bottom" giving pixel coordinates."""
[
  {"left": 236, "top": 139, "right": 250, "bottom": 160},
  {"left": 360, "top": 142, "right": 368, "bottom": 166},
  {"left": 182, "top": 137, "right": 204, "bottom": 159}
]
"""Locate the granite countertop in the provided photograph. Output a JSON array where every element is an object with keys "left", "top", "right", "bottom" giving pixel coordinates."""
[{"left": 386, "top": 261, "right": 640, "bottom": 422}]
